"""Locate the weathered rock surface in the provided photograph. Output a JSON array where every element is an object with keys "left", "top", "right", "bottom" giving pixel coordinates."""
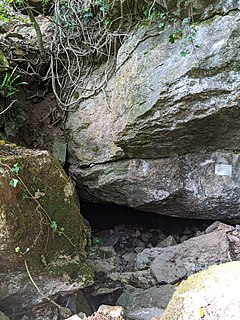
[
  {"left": 66, "top": 1, "right": 240, "bottom": 219},
  {"left": 70, "top": 150, "right": 240, "bottom": 220},
  {"left": 0, "top": 311, "right": 9, "bottom": 320},
  {"left": 116, "top": 286, "right": 175, "bottom": 310},
  {"left": 83, "top": 222, "right": 240, "bottom": 320},
  {"left": 124, "top": 307, "right": 164, "bottom": 320},
  {"left": 161, "top": 261, "right": 240, "bottom": 320},
  {"left": 136, "top": 223, "right": 235, "bottom": 282},
  {"left": 0, "top": 144, "right": 92, "bottom": 318}
]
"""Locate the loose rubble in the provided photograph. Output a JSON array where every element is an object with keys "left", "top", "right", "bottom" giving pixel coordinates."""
[
  {"left": 72, "top": 221, "right": 240, "bottom": 320},
  {"left": 1, "top": 218, "right": 240, "bottom": 319}
]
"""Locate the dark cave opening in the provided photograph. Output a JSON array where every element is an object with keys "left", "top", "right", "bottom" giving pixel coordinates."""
[
  {"left": 80, "top": 201, "right": 212, "bottom": 235},
  {"left": 78, "top": 201, "right": 215, "bottom": 314}
]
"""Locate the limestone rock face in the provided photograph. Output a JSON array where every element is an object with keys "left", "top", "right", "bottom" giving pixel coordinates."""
[
  {"left": 0, "top": 144, "right": 92, "bottom": 317},
  {"left": 70, "top": 151, "right": 240, "bottom": 220},
  {"left": 66, "top": 1, "right": 240, "bottom": 220},
  {"left": 161, "top": 261, "right": 240, "bottom": 320}
]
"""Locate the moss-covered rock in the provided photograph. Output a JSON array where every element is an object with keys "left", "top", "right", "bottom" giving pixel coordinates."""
[
  {"left": 161, "top": 261, "right": 240, "bottom": 320},
  {"left": 0, "top": 144, "right": 93, "bottom": 316},
  {"left": 0, "top": 144, "right": 90, "bottom": 269}
]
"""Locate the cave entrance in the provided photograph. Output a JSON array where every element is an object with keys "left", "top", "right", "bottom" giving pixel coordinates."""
[
  {"left": 78, "top": 201, "right": 213, "bottom": 314},
  {"left": 80, "top": 201, "right": 212, "bottom": 236}
]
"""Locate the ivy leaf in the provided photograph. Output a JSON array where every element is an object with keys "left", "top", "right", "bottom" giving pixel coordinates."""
[
  {"left": 11, "top": 163, "right": 20, "bottom": 174},
  {"left": 180, "top": 50, "right": 190, "bottom": 57},
  {"left": 50, "top": 220, "right": 58, "bottom": 231},
  {"left": 15, "top": 246, "right": 21, "bottom": 253},
  {"left": 169, "top": 34, "right": 175, "bottom": 44},
  {"left": 182, "top": 17, "right": 190, "bottom": 24},
  {"left": 158, "top": 22, "right": 165, "bottom": 29},
  {"left": 193, "top": 7, "right": 200, "bottom": 14},
  {"left": 9, "top": 178, "right": 19, "bottom": 188}
]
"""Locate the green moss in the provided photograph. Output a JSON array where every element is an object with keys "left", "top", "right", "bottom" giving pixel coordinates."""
[
  {"left": 0, "top": 147, "right": 89, "bottom": 272},
  {"left": 48, "top": 261, "right": 94, "bottom": 285},
  {"left": 13, "top": 209, "right": 27, "bottom": 240}
]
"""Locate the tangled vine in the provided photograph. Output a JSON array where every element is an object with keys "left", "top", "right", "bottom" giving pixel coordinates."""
[
  {"left": 0, "top": 0, "right": 198, "bottom": 117},
  {"left": 50, "top": 0, "right": 142, "bottom": 110}
]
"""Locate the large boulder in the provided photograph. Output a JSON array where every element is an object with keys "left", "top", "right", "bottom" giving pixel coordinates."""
[
  {"left": 0, "top": 144, "right": 92, "bottom": 317},
  {"left": 66, "top": 1, "right": 240, "bottom": 220},
  {"left": 135, "top": 223, "right": 237, "bottom": 282},
  {"left": 161, "top": 261, "right": 240, "bottom": 320},
  {"left": 70, "top": 151, "right": 240, "bottom": 220}
]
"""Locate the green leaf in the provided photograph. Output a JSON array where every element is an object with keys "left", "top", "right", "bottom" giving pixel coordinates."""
[
  {"left": 158, "top": 22, "right": 165, "bottom": 29},
  {"left": 169, "top": 34, "right": 175, "bottom": 44},
  {"left": 180, "top": 50, "right": 190, "bottom": 57},
  {"left": 50, "top": 220, "right": 58, "bottom": 231},
  {"left": 193, "top": 7, "right": 200, "bottom": 14},
  {"left": 15, "top": 246, "right": 21, "bottom": 253},
  {"left": 9, "top": 178, "right": 19, "bottom": 188},
  {"left": 11, "top": 163, "right": 20, "bottom": 174},
  {"left": 182, "top": 18, "right": 190, "bottom": 24}
]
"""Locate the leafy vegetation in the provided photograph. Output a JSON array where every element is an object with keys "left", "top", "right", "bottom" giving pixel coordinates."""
[{"left": 0, "top": 66, "right": 27, "bottom": 99}]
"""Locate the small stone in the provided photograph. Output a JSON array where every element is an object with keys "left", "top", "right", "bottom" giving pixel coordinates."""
[
  {"left": 205, "top": 221, "right": 221, "bottom": 234},
  {"left": 157, "top": 235, "right": 177, "bottom": 248},
  {"left": 97, "top": 305, "right": 123, "bottom": 318},
  {"left": 150, "top": 257, "right": 187, "bottom": 284},
  {"left": 125, "top": 307, "right": 164, "bottom": 320},
  {"left": 77, "top": 312, "right": 88, "bottom": 320},
  {"left": 217, "top": 223, "right": 234, "bottom": 232},
  {"left": 122, "top": 252, "right": 137, "bottom": 263},
  {"left": 141, "top": 233, "right": 153, "bottom": 242},
  {"left": 195, "top": 230, "right": 203, "bottom": 237},
  {"left": 135, "top": 239, "right": 145, "bottom": 248},
  {"left": 227, "top": 234, "right": 240, "bottom": 243},
  {"left": 87, "top": 259, "right": 116, "bottom": 274},
  {"left": 135, "top": 253, "right": 150, "bottom": 270},
  {"left": 0, "top": 311, "right": 9, "bottom": 320},
  {"left": 135, "top": 230, "right": 141, "bottom": 237},
  {"left": 66, "top": 315, "right": 82, "bottom": 320},
  {"left": 180, "top": 235, "right": 188, "bottom": 243},
  {"left": 135, "top": 247, "right": 145, "bottom": 253}
]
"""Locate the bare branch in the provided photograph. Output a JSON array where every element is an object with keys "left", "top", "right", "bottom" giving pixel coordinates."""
[{"left": 0, "top": 99, "right": 17, "bottom": 116}]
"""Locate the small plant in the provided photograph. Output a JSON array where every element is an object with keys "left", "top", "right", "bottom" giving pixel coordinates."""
[
  {"left": 9, "top": 178, "right": 19, "bottom": 187},
  {"left": 0, "top": 66, "right": 27, "bottom": 99},
  {"left": 50, "top": 220, "right": 65, "bottom": 235},
  {"left": 9, "top": 163, "right": 21, "bottom": 187},
  {"left": 169, "top": 17, "right": 200, "bottom": 56},
  {"left": 92, "top": 236, "right": 102, "bottom": 246}
]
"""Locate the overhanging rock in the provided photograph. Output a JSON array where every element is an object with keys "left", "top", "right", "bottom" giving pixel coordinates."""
[
  {"left": 66, "top": 3, "right": 240, "bottom": 220},
  {"left": 70, "top": 150, "right": 240, "bottom": 220}
]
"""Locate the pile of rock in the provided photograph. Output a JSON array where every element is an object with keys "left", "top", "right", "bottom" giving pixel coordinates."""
[{"left": 82, "top": 221, "right": 240, "bottom": 320}]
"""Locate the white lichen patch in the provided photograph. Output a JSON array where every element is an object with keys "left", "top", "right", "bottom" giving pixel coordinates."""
[{"left": 64, "top": 182, "right": 74, "bottom": 201}]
